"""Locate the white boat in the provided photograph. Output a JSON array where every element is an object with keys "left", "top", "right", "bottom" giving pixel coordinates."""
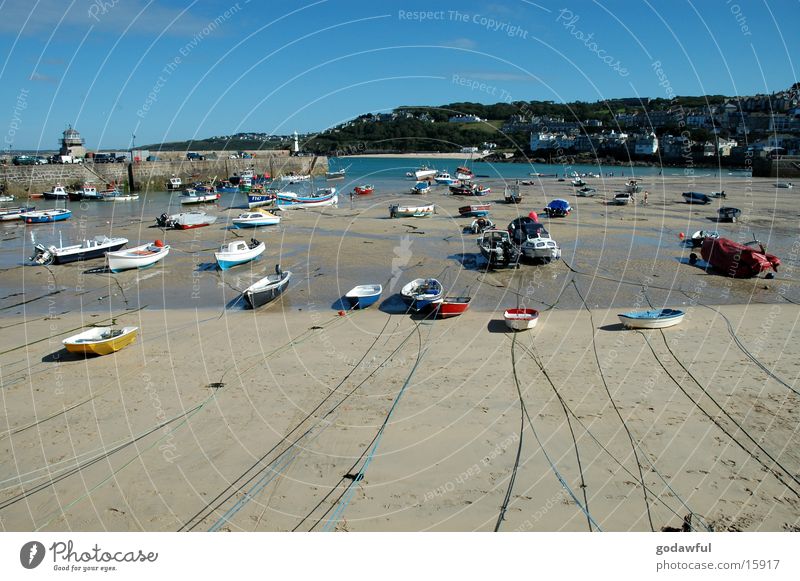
[
  {"left": 503, "top": 308, "right": 539, "bottom": 331},
  {"left": 107, "top": 241, "right": 170, "bottom": 272},
  {"left": 166, "top": 176, "right": 182, "bottom": 190},
  {"left": 103, "top": 192, "right": 139, "bottom": 201},
  {"left": 508, "top": 218, "right": 561, "bottom": 262},
  {"left": 434, "top": 171, "right": 457, "bottom": 185},
  {"left": 407, "top": 166, "right": 436, "bottom": 180},
  {"left": 0, "top": 194, "right": 14, "bottom": 202},
  {"left": 231, "top": 211, "right": 281, "bottom": 228},
  {"left": 411, "top": 181, "right": 431, "bottom": 194},
  {"left": 775, "top": 182, "right": 793, "bottom": 189},
  {"left": 156, "top": 211, "right": 217, "bottom": 229},
  {"left": 243, "top": 267, "right": 291, "bottom": 309},
  {"left": 30, "top": 235, "right": 128, "bottom": 265},
  {"left": 613, "top": 192, "right": 632, "bottom": 205},
  {"left": 618, "top": 308, "right": 685, "bottom": 329},
  {"left": 180, "top": 192, "right": 220, "bottom": 205},
  {"left": 275, "top": 189, "right": 337, "bottom": 210},
  {"left": 400, "top": 278, "right": 443, "bottom": 311},
  {"left": 214, "top": 239, "right": 265, "bottom": 270},
  {"left": 344, "top": 284, "right": 382, "bottom": 309},
  {"left": 0, "top": 206, "right": 35, "bottom": 221},
  {"left": 280, "top": 173, "right": 311, "bottom": 182},
  {"left": 389, "top": 203, "right": 434, "bottom": 218}
]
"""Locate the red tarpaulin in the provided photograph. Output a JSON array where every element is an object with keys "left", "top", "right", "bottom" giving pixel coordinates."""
[{"left": 700, "top": 237, "right": 780, "bottom": 278}]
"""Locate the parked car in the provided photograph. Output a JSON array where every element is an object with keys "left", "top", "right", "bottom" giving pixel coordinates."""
[
  {"left": 115, "top": 155, "right": 127, "bottom": 163},
  {"left": 12, "top": 155, "right": 35, "bottom": 165},
  {"left": 35, "top": 156, "right": 49, "bottom": 165},
  {"left": 186, "top": 152, "right": 205, "bottom": 161},
  {"left": 146, "top": 155, "right": 160, "bottom": 162},
  {"left": 93, "top": 153, "right": 114, "bottom": 163}
]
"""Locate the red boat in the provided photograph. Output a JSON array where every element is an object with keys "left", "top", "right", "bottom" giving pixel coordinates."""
[
  {"left": 458, "top": 204, "right": 491, "bottom": 217},
  {"left": 353, "top": 185, "right": 374, "bottom": 195},
  {"left": 449, "top": 181, "right": 490, "bottom": 196},
  {"left": 699, "top": 237, "right": 780, "bottom": 278},
  {"left": 434, "top": 296, "right": 471, "bottom": 318}
]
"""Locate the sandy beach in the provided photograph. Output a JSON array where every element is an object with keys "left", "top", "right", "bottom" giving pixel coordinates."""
[{"left": 0, "top": 175, "right": 798, "bottom": 532}]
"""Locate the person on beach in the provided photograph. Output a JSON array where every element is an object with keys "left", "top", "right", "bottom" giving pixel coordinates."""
[{"left": 643, "top": 190, "right": 649, "bottom": 205}]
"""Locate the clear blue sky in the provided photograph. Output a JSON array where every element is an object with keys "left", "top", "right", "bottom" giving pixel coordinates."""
[{"left": 1, "top": 0, "right": 798, "bottom": 150}]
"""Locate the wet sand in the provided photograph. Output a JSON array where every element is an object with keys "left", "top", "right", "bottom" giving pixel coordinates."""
[{"left": 0, "top": 175, "right": 798, "bottom": 531}]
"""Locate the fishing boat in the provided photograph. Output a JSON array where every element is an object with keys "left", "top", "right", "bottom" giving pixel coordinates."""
[
  {"left": 613, "top": 192, "right": 632, "bottom": 205},
  {"left": 42, "top": 185, "right": 70, "bottom": 200},
  {"left": 459, "top": 203, "right": 491, "bottom": 217},
  {"left": 624, "top": 180, "right": 641, "bottom": 193},
  {"left": 775, "top": 182, "right": 793, "bottom": 189},
  {"left": 576, "top": 187, "right": 597, "bottom": 197},
  {"left": 353, "top": 184, "right": 374, "bottom": 196},
  {"left": 411, "top": 181, "right": 431, "bottom": 194},
  {"left": 503, "top": 308, "right": 539, "bottom": 331},
  {"left": 698, "top": 237, "right": 780, "bottom": 278},
  {"left": 243, "top": 267, "right": 291, "bottom": 309},
  {"left": 156, "top": 211, "right": 217, "bottom": 229},
  {"left": 214, "top": 238, "right": 265, "bottom": 270},
  {"left": 543, "top": 199, "right": 572, "bottom": 217},
  {"left": 63, "top": 326, "right": 139, "bottom": 356},
  {"left": 103, "top": 192, "right": 139, "bottom": 201},
  {"left": 478, "top": 230, "right": 520, "bottom": 269},
  {"left": 239, "top": 175, "right": 253, "bottom": 192},
  {"left": 0, "top": 206, "right": 35, "bottom": 221},
  {"left": 344, "top": 284, "right": 382, "bottom": 309},
  {"left": 434, "top": 172, "right": 458, "bottom": 186},
  {"left": 507, "top": 217, "right": 561, "bottom": 262},
  {"left": 455, "top": 166, "right": 474, "bottom": 180},
  {"left": 449, "top": 181, "right": 490, "bottom": 196},
  {"left": 68, "top": 185, "right": 104, "bottom": 201},
  {"left": 434, "top": 296, "right": 471, "bottom": 319},
  {"left": 618, "top": 308, "right": 685, "bottom": 329},
  {"left": 504, "top": 183, "right": 522, "bottom": 204},
  {"left": 717, "top": 207, "right": 742, "bottom": 222},
  {"left": 30, "top": 235, "right": 128, "bottom": 265},
  {"left": 389, "top": 203, "right": 434, "bottom": 218},
  {"left": 326, "top": 166, "right": 349, "bottom": 180},
  {"left": 570, "top": 178, "right": 586, "bottom": 188},
  {"left": 682, "top": 191, "right": 712, "bottom": 204},
  {"left": 409, "top": 166, "right": 437, "bottom": 180},
  {"left": 180, "top": 191, "right": 221, "bottom": 205},
  {"left": 247, "top": 187, "right": 278, "bottom": 208},
  {"left": 279, "top": 173, "right": 311, "bottom": 182},
  {"left": 469, "top": 217, "right": 494, "bottom": 234},
  {"left": 107, "top": 240, "right": 170, "bottom": 272},
  {"left": 686, "top": 230, "right": 719, "bottom": 248},
  {"left": 21, "top": 208, "right": 72, "bottom": 223},
  {"left": 231, "top": 210, "right": 281, "bottom": 228},
  {"left": 215, "top": 181, "right": 240, "bottom": 193},
  {"left": 276, "top": 188, "right": 338, "bottom": 210},
  {"left": 400, "top": 278, "right": 443, "bottom": 311},
  {"left": 166, "top": 176, "right": 182, "bottom": 191}
]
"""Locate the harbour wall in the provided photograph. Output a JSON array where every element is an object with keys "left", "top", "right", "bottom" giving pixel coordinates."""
[{"left": 0, "top": 154, "right": 328, "bottom": 195}]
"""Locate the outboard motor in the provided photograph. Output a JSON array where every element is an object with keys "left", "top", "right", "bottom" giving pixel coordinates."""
[{"left": 30, "top": 244, "right": 54, "bottom": 265}]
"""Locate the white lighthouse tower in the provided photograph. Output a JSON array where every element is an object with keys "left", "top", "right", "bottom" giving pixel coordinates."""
[{"left": 293, "top": 131, "right": 299, "bottom": 155}]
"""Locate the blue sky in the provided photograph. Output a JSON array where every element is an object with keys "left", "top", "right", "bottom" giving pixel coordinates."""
[{"left": 1, "top": 0, "right": 798, "bottom": 149}]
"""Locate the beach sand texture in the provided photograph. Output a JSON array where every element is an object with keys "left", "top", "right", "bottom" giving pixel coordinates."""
[{"left": 0, "top": 176, "right": 798, "bottom": 532}]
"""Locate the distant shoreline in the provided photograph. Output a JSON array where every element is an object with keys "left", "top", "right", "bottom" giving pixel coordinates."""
[{"left": 338, "top": 152, "right": 492, "bottom": 159}]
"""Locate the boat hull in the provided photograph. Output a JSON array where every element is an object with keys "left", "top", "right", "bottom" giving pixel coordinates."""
[
  {"left": 244, "top": 272, "right": 291, "bottom": 309},
  {"left": 435, "top": 297, "right": 471, "bottom": 318},
  {"left": 63, "top": 327, "right": 138, "bottom": 356},
  {"left": 503, "top": 309, "right": 539, "bottom": 331},
  {"left": 107, "top": 244, "right": 169, "bottom": 272},
  {"left": 51, "top": 241, "right": 127, "bottom": 264},
  {"left": 344, "top": 285, "right": 382, "bottom": 309},
  {"left": 215, "top": 242, "right": 265, "bottom": 270},
  {"left": 22, "top": 210, "right": 72, "bottom": 223},
  {"left": 618, "top": 309, "right": 685, "bottom": 329}
]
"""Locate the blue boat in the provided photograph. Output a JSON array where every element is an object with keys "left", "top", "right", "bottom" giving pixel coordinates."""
[
  {"left": 544, "top": 199, "right": 572, "bottom": 217},
  {"left": 216, "top": 181, "right": 240, "bottom": 194},
  {"left": 344, "top": 284, "right": 382, "bottom": 309},
  {"left": 682, "top": 192, "right": 711, "bottom": 204},
  {"left": 411, "top": 181, "right": 431, "bottom": 194},
  {"left": 214, "top": 239, "right": 265, "bottom": 270},
  {"left": 247, "top": 192, "right": 277, "bottom": 208},
  {"left": 400, "top": 278, "right": 443, "bottom": 312},
  {"left": 618, "top": 308, "right": 685, "bottom": 329},
  {"left": 21, "top": 209, "right": 72, "bottom": 223}
]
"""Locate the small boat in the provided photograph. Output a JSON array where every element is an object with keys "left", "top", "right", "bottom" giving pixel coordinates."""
[
  {"left": 543, "top": 199, "right": 572, "bottom": 217},
  {"left": 166, "top": 176, "right": 182, "bottom": 190},
  {"left": 42, "top": 185, "right": 69, "bottom": 200},
  {"left": 400, "top": 278, "right": 443, "bottom": 311},
  {"left": 718, "top": 207, "right": 742, "bottom": 222},
  {"left": 231, "top": 211, "right": 281, "bottom": 228},
  {"left": 478, "top": 230, "right": 520, "bottom": 269},
  {"left": 710, "top": 191, "right": 727, "bottom": 198},
  {"left": 455, "top": 166, "right": 474, "bottom": 181},
  {"left": 686, "top": 230, "right": 719, "bottom": 248},
  {"left": 699, "top": 237, "right": 780, "bottom": 278},
  {"left": 613, "top": 192, "right": 632, "bottom": 205},
  {"left": 0, "top": 206, "right": 35, "bottom": 221},
  {"left": 216, "top": 181, "right": 240, "bottom": 193},
  {"left": 529, "top": 172, "right": 557, "bottom": 178},
  {"left": 618, "top": 308, "right": 685, "bottom": 329},
  {"left": 411, "top": 181, "right": 431, "bottom": 194},
  {"left": 103, "top": 192, "right": 139, "bottom": 201},
  {"left": 353, "top": 185, "right": 374, "bottom": 196},
  {"left": 156, "top": 211, "right": 217, "bottom": 229},
  {"left": 30, "top": 235, "right": 128, "bottom": 265},
  {"left": 344, "top": 284, "right": 382, "bottom": 309},
  {"left": 0, "top": 194, "right": 13, "bottom": 202},
  {"left": 411, "top": 166, "right": 437, "bottom": 180},
  {"left": 503, "top": 308, "right": 539, "bottom": 331},
  {"left": 775, "top": 182, "right": 793, "bottom": 189},
  {"left": 576, "top": 187, "right": 596, "bottom": 197},
  {"left": 504, "top": 184, "right": 522, "bottom": 204},
  {"left": 434, "top": 172, "right": 458, "bottom": 186},
  {"left": 507, "top": 217, "right": 561, "bottom": 262},
  {"left": 21, "top": 208, "right": 72, "bottom": 223},
  {"left": 247, "top": 189, "right": 278, "bottom": 208},
  {"left": 276, "top": 188, "right": 338, "bottom": 210},
  {"left": 107, "top": 240, "right": 170, "bottom": 272},
  {"left": 68, "top": 185, "right": 104, "bottom": 201},
  {"left": 434, "top": 296, "right": 471, "bottom": 319},
  {"left": 389, "top": 203, "right": 434, "bottom": 218},
  {"left": 469, "top": 217, "right": 494, "bottom": 234},
  {"left": 682, "top": 192, "right": 712, "bottom": 204},
  {"left": 449, "top": 181, "right": 490, "bottom": 196},
  {"left": 214, "top": 238, "right": 265, "bottom": 270},
  {"left": 243, "top": 267, "right": 291, "bottom": 309},
  {"left": 570, "top": 178, "right": 586, "bottom": 188},
  {"left": 326, "top": 169, "right": 346, "bottom": 180},
  {"left": 63, "top": 326, "right": 138, "bottom": 356},
  {"left": 624, "top": 180, "right": 641, "bottom": 194},
  {"left": 459, "top": 203, "right": 491, "bottom": 217},
  {"left": 279, "top": 173, "right": 311, "bottom": 182},
  {"left": 180, "top": 191, "right": 221, "bottom": 205}
]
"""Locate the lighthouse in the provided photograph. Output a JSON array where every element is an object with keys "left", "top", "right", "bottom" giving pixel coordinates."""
[
  {"left": 60, "top": 125, "right": 86, "bottom": 158},
  {"left": 293, "top": 131, "right": 299, "bottom": 154}
]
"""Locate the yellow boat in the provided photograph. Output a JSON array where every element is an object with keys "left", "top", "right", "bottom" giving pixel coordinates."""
[{"left": 62, "top": 326, "right": 138, "bottom": 356}]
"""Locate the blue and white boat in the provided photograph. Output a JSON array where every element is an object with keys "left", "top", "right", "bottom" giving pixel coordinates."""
[
  {"left": 682, "top": 192, "right": 712, "bottom": 205},
  {"left": 434, "top": 171, "right": 457, "bottom": 186},
  {"left": 21, "top": 208, "right": 72, "bottom": 223},
  {"left": 214, "top": 239, "right": 265, "bottom": 270},
  {"left": 344, "top": 284, "right": 382, "bottom": 309},
  {"left": 411, "top": 181, "right": 431, "bottom": 194},
  {"left": 276, "top": 188, "right": 337, "bottom": 210},
  {"left": 247, "top": 189, "right": 278, "bottom": 208},
  {"left": 544, "top": 199, "right": 572, "bottom": 217},
  {"left": 618, "top": 308, "right": 685, "bottom": 329},
  {"left": 400, "top": 278, "right": 443, "bottom": 312},
  {"left": 216, "top": 181, "right": 240, "bottom": 194},
  {"left": 232, "top": 211, "right": 281, "bottom": 228}
]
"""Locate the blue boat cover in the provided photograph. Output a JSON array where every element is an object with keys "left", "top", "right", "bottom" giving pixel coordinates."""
[{"left": 619, "top": 308, "right": 683, "bottom": 319}]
